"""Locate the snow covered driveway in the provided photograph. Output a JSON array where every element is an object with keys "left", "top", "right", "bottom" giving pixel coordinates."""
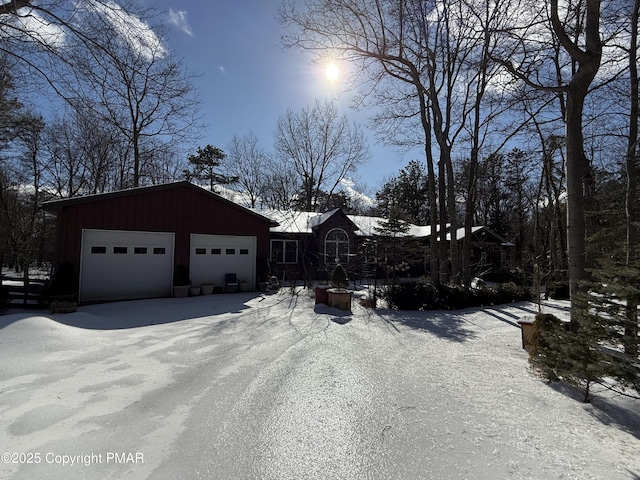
[{"left": 0, "top": 290, "right": 638, "bottom": 479}]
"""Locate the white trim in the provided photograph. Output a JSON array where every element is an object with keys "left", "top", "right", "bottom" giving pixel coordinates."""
[{"left": 324, "top": 228, "right": 350, "bottom": 264}]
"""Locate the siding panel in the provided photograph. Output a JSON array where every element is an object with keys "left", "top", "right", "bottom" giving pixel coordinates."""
[{"left": 44, "top": 183, "right": 272, "bottom": 294}]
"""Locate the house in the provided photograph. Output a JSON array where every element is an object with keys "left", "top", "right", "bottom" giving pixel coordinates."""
[
  {"left": 256, "top": 208, "right": 513, "bottom": 282},
  {"left": 41, "top": 183, "right": 512, "bottom": 304},
  {"left": 42, "top": 182, "right": 274, "bottom": 303}
]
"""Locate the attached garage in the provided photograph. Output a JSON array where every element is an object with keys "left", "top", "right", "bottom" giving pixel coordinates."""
[
  {"left": 42, "top": 182, "right": 275, "bottom": 304},
  {"left": 80, "top": 229, "right": 174, "bottom": 303},
  {"left": 189, "top": 234, "right": 256, "bottom": 287}
]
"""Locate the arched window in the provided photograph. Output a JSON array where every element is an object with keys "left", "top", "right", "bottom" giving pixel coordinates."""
[{"left": 325, "top": 228, "right": 349, "bottom": 264}]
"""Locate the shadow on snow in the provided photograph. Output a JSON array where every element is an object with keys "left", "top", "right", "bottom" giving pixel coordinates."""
[
  {"left": 0, "top": 293, "right": 265, "bottom": 331},
  {"left": 377, "top": 309, "right": 477, "bottom": 343}
]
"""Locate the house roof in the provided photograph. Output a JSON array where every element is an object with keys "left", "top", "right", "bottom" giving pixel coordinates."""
[
  {"left": 348, "top": 215, "right": 435, "bottom": 238},
  {"left": 445, "top": 226, "right": 508, "bottom": 243},
  {"left": 41, "top": 181, "right": 278, "bottom": 226},
  {"left": 256, "top": 209, "right": 433, "bottom": 238},
  {"left": 257, "top": 209, "right": 509, "bottom": 244},
  {"left": 254, "top": 210, "right": 318, "bottom": 234},
  {"left": 308, "top": 208, "right": 360, "bottom": 231}
]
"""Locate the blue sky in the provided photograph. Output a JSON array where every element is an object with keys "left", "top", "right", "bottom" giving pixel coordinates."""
[{"left": 149, "top": 0, "right": 421, "bottom": 195}]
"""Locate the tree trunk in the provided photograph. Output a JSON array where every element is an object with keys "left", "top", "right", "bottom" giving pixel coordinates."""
[
  {"left": 551, "top": 0, "right": 602, "bottom": 331},
  {"left": 625, "top": 0, "right": 640, "bottom": 357},
  {"left": 445, "top": 150, "right": 460, "bottom": 284},
  {"left": 133, "top": 129, "right": 140, "bottom": 188},
  {"left": 463, "top": 156, "right": 477, "bottom": 286},
  {"left": 417, "top": 90, "right": 440, "bottom": 285},
  {"left": 564, "top": 89, "right": 589, "bottom": 330},
  {"left": 438, "top": 158, "right": 448, "bottom": 283}
]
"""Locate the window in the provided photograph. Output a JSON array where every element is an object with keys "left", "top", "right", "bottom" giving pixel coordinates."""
[
  {"left": 239, "top": 249, "right": 249, "bottom": 255},
  {"left": 211, "top": 248, "right": 221, "bottom": 255},
  {"left": 362, "top": 240, "right": 378, "bottom": 264},
  {"left": 226, "top": 248, "right": 236, "bottom": 255},
  {"left": 91, "top": 246, "right": 106, "bottom": 254},
  {"left": 113, "top": 247, "right": 127, "bottom": 254},
  {"left": 153, "top": 247, "right": 166, "bottom": 255},
  {"left": 134, "top": 247, "right": 147, "bottom": 254},
  {"left": 271, "top": 239, "right": 298, "bottom": 264},
  {"left": 195, "top": 248, "right": 206, "bottom": 255},
  {"left": 324, "top": 228, "right": 349, "bottom": 264}
]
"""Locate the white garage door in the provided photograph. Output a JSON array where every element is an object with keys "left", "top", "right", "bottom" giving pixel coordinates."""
[
  {"left": 80, "top": 229, "right": 174, "bottom": 303},
  {"left": 189, "top": 234, "right": 256, "bottom": 289}
]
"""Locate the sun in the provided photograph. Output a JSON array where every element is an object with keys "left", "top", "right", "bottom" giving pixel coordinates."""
[{"left": 325, "top": 62, "right": 339, "bottom": 81}]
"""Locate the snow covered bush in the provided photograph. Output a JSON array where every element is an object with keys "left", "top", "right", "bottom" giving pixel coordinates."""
[{"left": 329, "top": 264, "right": 349, "bottom": 290}]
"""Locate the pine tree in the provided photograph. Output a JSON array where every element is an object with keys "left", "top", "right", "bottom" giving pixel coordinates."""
[
  {"left": 374, "top": 205, "right": 422, "bottom": 279},
  {"left": 580, "top": 263, "right": 640, "bottom": 397},
  {"left": 184, "top": 145, "right": 237, "bottom": 193}
]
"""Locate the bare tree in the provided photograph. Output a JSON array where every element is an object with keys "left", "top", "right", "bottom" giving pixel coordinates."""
[
  {"left": 0, "top": 57, "right": 50, "bottom": 274},
  {"left": 496, "top": 0, "right": 603, "bottom": 328},
  {"left": 280, "top": 0, "right": 444, "bottom": 282},
  {"left": 57, "top": 8, "right": 202, "bottom": 188},
  {"left": 261, "top": 157, "right": 299, "bottom": 210},
  {"left": 281, "top": 0, "right": 530, "bottom": 284},
  {"left": 274, "top": 99, "right": 368, "bottom": 212},
  {"left": 225, "top": 133, "right": 270, "bottom": 208},
  {"left": 625, "top": 0, "right": 640, "bottom": 355},
  {"left": 0, "top": 1, "right": 153, "bottom": 100},
  {"left": 554, "top": 0, "right": 602, "bottom": 328},
  {"left": 0, "top": 1, "right": 203, "bottom": 192},
  {"left": 42, "top": 104, "right": 128, "bottom": 197}
]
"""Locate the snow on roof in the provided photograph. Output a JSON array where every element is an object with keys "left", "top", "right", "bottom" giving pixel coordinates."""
[
  {"left": 255, "top": 210, "right": 506, "bottom": 242},
  {"left": 445, "top": 226, "right": 508, "bottom": 243},
  {"left": 256, "top": 209, "right": 434, "bottom": 238},
  {"left": 253, "top": 210, "right": 319, "bottom": 234},
  {"left": 308, "top": 208, "right": 341, "bottom": 229},
  {"left": 347, "top": 215, "right": 433, "bottom": 238},
  {"left": 445, "top": 226, "right": 484, "bottom": 241}
]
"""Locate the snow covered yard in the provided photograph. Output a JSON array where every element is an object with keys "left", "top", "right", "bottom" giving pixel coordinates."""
[{"left": 0, "top": 290, "right": 638, "bottom": 479}]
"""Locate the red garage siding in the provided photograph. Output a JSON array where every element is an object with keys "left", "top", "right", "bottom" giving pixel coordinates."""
[{"left": 43, "top": 182, "right": 273, "bottom": 290}]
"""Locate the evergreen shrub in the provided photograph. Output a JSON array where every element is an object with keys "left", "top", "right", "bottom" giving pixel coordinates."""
[
  {"left": 379, "top": 280, "right": 532, "bottom": 311},
  {"left": 529, "top": 311, "right": 603, "bottom": 402},
  {"left": 329, "top": 264, "right": 349, "bottom": 290},
  {"left": 381, "top": 281, "right": 431, "bottom": 310}
]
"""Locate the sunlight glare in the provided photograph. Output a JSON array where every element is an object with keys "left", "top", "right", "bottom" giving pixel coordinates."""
[{"left": 325, "top": 62, "right": 339, "bottom": 81}]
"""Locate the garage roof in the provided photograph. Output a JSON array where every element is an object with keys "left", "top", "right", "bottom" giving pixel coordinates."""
[{"left": 42, "top": 181, "right": 278, "bottom": 226}]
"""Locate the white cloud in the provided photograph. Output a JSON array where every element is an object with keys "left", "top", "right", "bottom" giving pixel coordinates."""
[
  {"left": 85, "top": 0, "right": 167, "bottom": 60},
  {"left": 2, "top": 8, "right": 67, "bottom": 49},
  {"left": 219, "top": 65, "right": 226, "bottom": 74},
  {"left": 167, "top": 9, "right": 193, "bottom": 36}
]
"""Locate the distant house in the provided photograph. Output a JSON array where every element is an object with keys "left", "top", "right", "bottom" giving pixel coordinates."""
[{"left": 256, "top": 208, "right": 513, "bottom": 282}]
